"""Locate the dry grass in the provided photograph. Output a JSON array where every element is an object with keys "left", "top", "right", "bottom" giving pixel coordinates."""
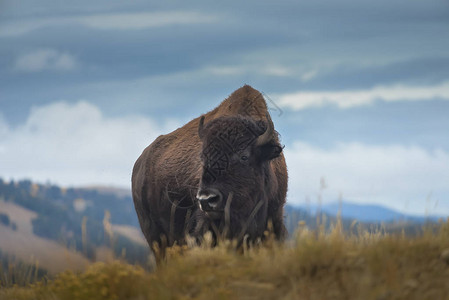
[{"left": 2, "top": 219, "right": 449, "bottom": 300}]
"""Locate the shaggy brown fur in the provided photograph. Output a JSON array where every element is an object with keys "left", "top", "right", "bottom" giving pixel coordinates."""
[{"left": 132, "top": 85, "right": 288, "bottom": 258}]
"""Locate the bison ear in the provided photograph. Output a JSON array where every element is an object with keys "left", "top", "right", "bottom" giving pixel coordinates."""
[{"left": 258, "top": 142, "right": 283, "bottom": 161}]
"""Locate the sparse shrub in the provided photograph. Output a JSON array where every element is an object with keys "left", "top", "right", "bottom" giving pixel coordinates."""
[{"left": 39, "top": 261, "right": 149, "bottom": 300}]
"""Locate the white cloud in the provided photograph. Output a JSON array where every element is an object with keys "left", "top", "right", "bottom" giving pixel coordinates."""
[
  {"left": 299, "top": 70, "right": 318, "bottom": 82},
  {"left": 206, "top": 64, "right": 292, "bottom": 77},
  {"left": 78, "top": 11, "right": 216, "bottom": 30},
  {"left": 14, "top": 49, "right": 77, "bottom": 72},
  {"left": 284, "top": 141, "right": 449, "bottom": 215},
  {"left": 0, "top": 11, "right": 218, "bottom": 37},
  {"left": 0, "top": 101, "right": 179, "bottom": 188},
  {"left": 277, "top": 82, "right": 449, "bottom": 110}
]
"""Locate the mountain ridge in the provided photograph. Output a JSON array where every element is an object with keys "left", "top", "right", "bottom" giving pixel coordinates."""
[{"left": 294, "top": 201, "right": 444, "bottom": 223}]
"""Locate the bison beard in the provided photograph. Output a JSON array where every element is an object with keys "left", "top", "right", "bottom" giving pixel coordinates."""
[{"left": 132, "top": 85, "right": 288, "bottom": 260}]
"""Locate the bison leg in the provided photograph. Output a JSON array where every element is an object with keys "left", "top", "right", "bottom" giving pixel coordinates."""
[{"left": 271, "top": 207, "right": 287, "bottom": 240}]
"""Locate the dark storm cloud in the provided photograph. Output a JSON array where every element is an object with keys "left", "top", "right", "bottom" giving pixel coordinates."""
[{"left": 1, "top": 0, "right": 448, "bottom": 125}]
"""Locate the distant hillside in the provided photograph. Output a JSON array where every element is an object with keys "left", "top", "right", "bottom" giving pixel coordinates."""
[
  {"left": 0, "top": 178, "right": 149, "bottom": 273},
  {"left": 0, "top": 200, "right": 89, "bottom": 274},
  {"left": 284, "top": 202, "right": 445, "bottom": 238},
  {"left": 319, "top": 202, "right": 443, "bottom": 223},
  {"left": 284, "top": 204, "right": 365, "bottom": 235}
]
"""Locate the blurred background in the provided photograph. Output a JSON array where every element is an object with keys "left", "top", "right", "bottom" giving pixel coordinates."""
[{"left": 1, "top": 0, "right": 449, "bottom": 274}]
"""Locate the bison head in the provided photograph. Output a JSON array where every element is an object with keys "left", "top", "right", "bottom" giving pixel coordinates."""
[{"left": 196, "top": 114, "right": 283, "bottom": 232}]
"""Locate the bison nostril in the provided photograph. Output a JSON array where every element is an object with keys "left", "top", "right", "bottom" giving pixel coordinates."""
[
  {"left": 196, "top": 190, "right": 222, "bottom": 210},
  {"left": 206, "top": 195, "right": 220, "bottom": 208}
]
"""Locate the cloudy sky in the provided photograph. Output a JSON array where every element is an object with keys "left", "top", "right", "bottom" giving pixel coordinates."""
[{"left": 1, "top": 0, "right": 448, "bottom": 216}]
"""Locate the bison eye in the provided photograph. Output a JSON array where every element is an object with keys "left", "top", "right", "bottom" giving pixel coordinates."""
[{"left": 240, "top": 155, "right": 248, "bottom": 161}]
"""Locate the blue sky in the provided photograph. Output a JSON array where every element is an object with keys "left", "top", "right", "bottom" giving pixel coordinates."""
[{"left": 1, "top": 0, "right": 448, "bottom": 215}]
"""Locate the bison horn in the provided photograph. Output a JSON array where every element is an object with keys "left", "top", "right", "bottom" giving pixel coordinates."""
[
  {"left": 255, "top": 113, "right": 274, "bottom": 146},
  {"left": 198, "top": 115, "right": 205, "bottom": 139}
]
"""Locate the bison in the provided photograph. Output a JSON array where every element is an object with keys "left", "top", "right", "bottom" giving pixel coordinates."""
[{"left": 132, "top": 85, "right": 288, "bottom": 258}]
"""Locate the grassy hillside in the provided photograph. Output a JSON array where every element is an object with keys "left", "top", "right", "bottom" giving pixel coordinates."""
[
  {"left": 0, "top": 200, "right": 90, "bottom": 274},
  {"left": 0, "top": 178, "right": 149, "bottom": 269},
  {"left": 2, "top": 219, "right": 449, "bottom": 300}
]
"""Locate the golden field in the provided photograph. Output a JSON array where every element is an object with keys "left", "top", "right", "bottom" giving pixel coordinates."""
[{"left": 1, "top": 219, "right": 449, "bottom": 300}]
